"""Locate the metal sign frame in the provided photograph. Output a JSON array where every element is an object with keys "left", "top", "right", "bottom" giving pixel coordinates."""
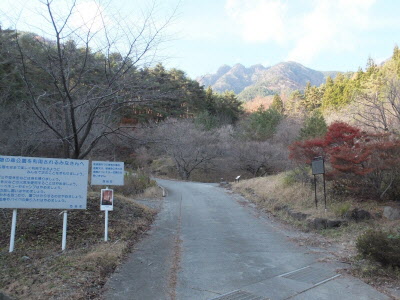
[
  {"left": 311, "top": 156, "right": 327, "bottom": 210},
  {"left": 0, "top": 155, "right": 89, "bottom": 209},
  {"left": 0, "top": 155, "right": 89, "bottom": 252}
]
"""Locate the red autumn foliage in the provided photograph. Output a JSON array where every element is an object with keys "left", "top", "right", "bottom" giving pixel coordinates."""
[
  {"left": 289, "top": 121, "right": 400, "bottom": 199},
  {"left": 324, "top": 122, "right": 362, "bottom": 147},
  {"left": 288, "top": 138, "right": 325, "bottom": 164}
]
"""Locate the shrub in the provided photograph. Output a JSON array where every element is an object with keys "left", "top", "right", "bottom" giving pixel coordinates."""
[
  {"left": 114, "top": 170, "right": 156, "bottom": 196},
  {"left": 332, "top": 202, "right": 351, "bottom": 217},
  {"left": 282, "top": 172, "right": 296, "bottom": 187},
  {"left": 356, "top": 230, "right": 400, "bottom": 267},
  {"left": 282, "top": 167, "right": 312, "bottom": 185}
]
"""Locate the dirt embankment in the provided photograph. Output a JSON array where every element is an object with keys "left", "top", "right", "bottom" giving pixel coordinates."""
[{"left": 0, "top": 189, "right": 162, "bottom": 300}]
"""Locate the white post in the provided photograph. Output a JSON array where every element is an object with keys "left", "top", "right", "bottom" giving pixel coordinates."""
[
  {"left": 62, "top": 210, "right": 67, "bottom": 251},
  {"left": 9, "top": 209, "right": 17, "bottom": 253},
  {"left": 104, "top": 210, "right": 109, "bottom": 242}
]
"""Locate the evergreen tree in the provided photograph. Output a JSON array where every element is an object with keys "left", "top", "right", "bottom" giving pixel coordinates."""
[
  {"left": 366, "top": 57, "right": 378, "bottom": 76},
  {"left": 195, "top": 88, "right": 243, "bottom": 128},
  {"left": 216, "top": 91, "right": 243, "bottom": 124},
  {"left": 302, "top": 82, "right": 323, "bottom": 111},
  {"left": 270, "top": 94, "right": 284, "bottom": 114},
  {"left": 286, "top": 90, "right": 304, "bottom": 114},
  {"left": 204, "top": 86, "right": 216, "bottom": 115},
  {"left": 243, "top": 105, "right": 282, "bottom": 141},
  {"left": 322, "top": 74, "right": 351, "bottom": 109},
  {"left": 382, "top": 45, "right": 400, "bottom": 77},
  {"left": 299, "top": 110, "right": 327, "bottom": 140}
]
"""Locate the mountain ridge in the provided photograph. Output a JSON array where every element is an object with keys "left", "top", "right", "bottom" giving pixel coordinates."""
[{"left": 197, "top": 61, "right": 340, "bottom": 101}]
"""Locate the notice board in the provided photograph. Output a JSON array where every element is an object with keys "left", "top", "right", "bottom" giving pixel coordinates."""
[
  {"left": 0, "top": 156, "right": 89, "bottom": 209},
  {"left": 91, "top": 161, "right": 124, "bottom": 186}
]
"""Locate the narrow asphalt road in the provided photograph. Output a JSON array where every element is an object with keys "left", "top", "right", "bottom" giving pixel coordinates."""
[{"left": 104, "top": 179, "right": 389, "bottom": 300}]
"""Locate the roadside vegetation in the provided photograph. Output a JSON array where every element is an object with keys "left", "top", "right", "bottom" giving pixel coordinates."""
[
  {"left": 224, "top": 49, "right": 400, "bottom": 295},
  {"left": 1, "top": 0, "right": 400, "bottom": 298},
  {"left": 231, "top": 173, "right": 400, "bottom": 293},
  {"left": 0, "top": 174, "right": 161, "bottom": 300}
]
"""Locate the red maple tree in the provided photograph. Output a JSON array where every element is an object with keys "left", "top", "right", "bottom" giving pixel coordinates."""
[{"left": 289, "top": 122, "right": 400, "bottom": 199}]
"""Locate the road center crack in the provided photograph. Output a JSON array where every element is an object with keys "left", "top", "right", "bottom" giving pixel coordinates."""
[{"left": 168, "top": 194, "right": 183, "bottom": 300}]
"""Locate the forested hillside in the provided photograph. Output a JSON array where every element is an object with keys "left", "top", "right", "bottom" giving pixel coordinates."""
[
  {"left": 2, "top": 20, "right": 400, "bottom": 201},
  {"left": 0, "top": 26, "right": 242, "bottom": 160}
]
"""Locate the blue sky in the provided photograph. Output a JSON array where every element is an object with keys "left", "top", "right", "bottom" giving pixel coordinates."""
[{"left": 1, "top": 0, "right": 399, "bottom": 79}]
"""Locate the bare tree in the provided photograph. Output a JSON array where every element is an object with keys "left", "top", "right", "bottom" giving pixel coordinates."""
[
  {"left": 12, "top": 0, "right": 175, "bottom": 158},
  {"left": 0, "top": 100, "right": 50, "bottom": 156},
  {"left": 353, "top": 90, "right": 392, "bottom": 132},
  {"left": 386, "top": 77, "right": 400, "bottom": 133},
  {"left": 154, "top": 120, "right": 222, "bottom": 180},
  {"left": 219, "top": 118, "right": 300, "bottom": 178},
  {"left": 353, "top": 76, "right": 400, "bottom": 133},
  {"left": 229, "top": 141, "right": 280, "bottom": 177}
]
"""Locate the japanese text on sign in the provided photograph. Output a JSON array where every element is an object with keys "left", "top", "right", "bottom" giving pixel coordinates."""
[
  {"left": 91, "top": 161, "right": 124, "bottom": 186},
  {"left": 0, "top": 156, "right": 89, "bottom": 209}
]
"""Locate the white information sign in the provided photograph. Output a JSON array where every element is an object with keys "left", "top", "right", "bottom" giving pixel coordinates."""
[
  {"left": 91, "top": 161, "right": 124, "bottom": 186},
  {"left": 0, "top": 155, "right": 89, "bottom": 209}
]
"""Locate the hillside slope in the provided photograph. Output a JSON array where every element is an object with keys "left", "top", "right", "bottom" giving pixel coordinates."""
[{"left": 197, "top": 61, "right": 339, "bottom": 101}]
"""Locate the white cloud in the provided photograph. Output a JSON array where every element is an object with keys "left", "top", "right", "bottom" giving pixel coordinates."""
[
  {"left": 70, "top": 1, "right": 110, "bottom": 33},
  {"left": 287, "top": 0, "right": 376, "bottom": 63},
  {"left": 225, "top": 0, "right": 287, "bottom": 43},
  {"left": 223, "top": 0, "right": 378, "bottom": 64}
]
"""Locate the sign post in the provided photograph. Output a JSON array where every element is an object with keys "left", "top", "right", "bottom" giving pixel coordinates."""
[
  {"left": 105, "top": 210, "right": 109, "bottom": 242},
  {"left": 314, "top": 174, "right": 318, "bottom": 209},
  {"left": 62, "top": 211, "right": 68, "bottom": 251},
  {"left": 0, "top": 155, "right": 89, "bottom": 252},
  {"left": 312, "top": 156, "right": 327, "bottom": 211},
  {"left": 101, "top": 188, "right": 114, "bottom": 241},
  {"left": 323, "top": 173, "right": 327, "bottom": 210},
  {"left": 91, "top": 161, "right": 124, "bottom": 242},
  {"left": 9, "top": 209, "right": 17, "bottom": 253}
]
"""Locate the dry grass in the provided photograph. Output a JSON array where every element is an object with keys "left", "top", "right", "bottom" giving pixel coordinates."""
[
  {"left": 0, "top": 190, "right": 158, "bottom": 300},
  {"left": 232, "top": 172, "right": 386, "bottom": 221},
  {"left": 232, "top": 173, "right": 327, "bottom": 217},
  {"left": 141, "top": 186, "right": 163, "bottom": 198},
  {"left": 232, "top": 172, "right": 400, "bottom": 297}
]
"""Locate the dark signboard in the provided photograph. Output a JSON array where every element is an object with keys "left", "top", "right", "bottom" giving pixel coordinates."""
[{"left": 312, "top": 157, "right": 325, "bottom": 175}]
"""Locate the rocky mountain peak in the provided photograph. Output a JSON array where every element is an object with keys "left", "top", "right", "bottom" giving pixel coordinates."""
[{"left": 197, "top": 61, "right": 339, "bottom": 101}]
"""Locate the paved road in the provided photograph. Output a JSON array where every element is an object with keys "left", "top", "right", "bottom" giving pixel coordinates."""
[{"left": 104, "top": 179, "right": 389, "bottom": 300}]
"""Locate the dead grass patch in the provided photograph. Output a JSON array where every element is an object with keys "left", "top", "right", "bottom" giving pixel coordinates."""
[
  {"left": 0, "top": 190, "right": 158, "bottom": 300},
  {"left": 140, "top": 186, "right": 163, "bottom": 199},
  {"left": 232, "top": 173, "right": 385, "bottom": 221},
  {"left": 233, "top": 173, "right": 316, "bottom": 214}
]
